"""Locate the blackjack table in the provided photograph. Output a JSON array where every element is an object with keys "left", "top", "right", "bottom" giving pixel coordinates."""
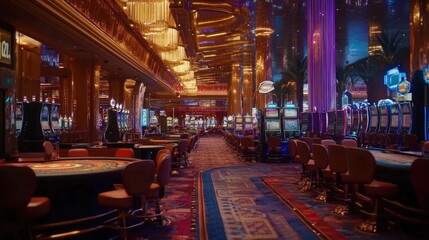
[{"left": 9, "top": 157, "right": 141, "bottom": 223}]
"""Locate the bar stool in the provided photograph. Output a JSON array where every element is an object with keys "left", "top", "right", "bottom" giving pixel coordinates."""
[
  {"left": 326, "top": 144, "right": 352, "bottom": 215},
  {"left": 312, "top": 144, "right": 330, "bottom": 202},
  {"left": 115, "top": 148, "right": 134, "bottom": 158},
  {"left": 68, "top": 148, "right": 89, "bottom": 157},
  {"left": 0, "top": 165, "right": 50, "bottom": 239},
  {"left": 346, "top": 147, "right": 398, "bottom": 233},
  {"left": 98, "top": 160, "right": 156, "bottom": 239},
  {"left": 295, "top": 140, "right": 316, "bottom": 191}
]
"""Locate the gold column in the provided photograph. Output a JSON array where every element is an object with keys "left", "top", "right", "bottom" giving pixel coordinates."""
[
  {"left": 228, "top": 55, "right": 241, "bottom": 116},
  {"left": 254, "top": 0, "right": 273, "bottom": 110},
  {"left": 69, "top": 58, "right": 100, "bottom": 142},
  {"left": 108, "top": 78, "right": 126, "bottom": 105},
  {"left": 15, "top": 45, "right": 41, "bottom": 101},
  {"left": 59, "top": 55, "right": 72, "bottom": 117},
  {"left": 242, "top": 51, "right": 253, "bottom": 115},
  {"left": 410, "top": 0, "right": 428, "bottom": 71},
  {"left": 124, "top": 79, "right": 136, "bottom": 110}
]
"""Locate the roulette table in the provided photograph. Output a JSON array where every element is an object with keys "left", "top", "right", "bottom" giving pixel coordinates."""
[
  {"left": 9, "top": 157, "right": 141, "bottom": 223},
  {"left": 24, "top": 158, "right": 131, "bottom": 177}
]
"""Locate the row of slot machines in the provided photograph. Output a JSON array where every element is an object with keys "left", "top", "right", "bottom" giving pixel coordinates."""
[
  {"left": 231, "top": 115, "right": 255, "bottom": 135},
  {"left": 17, "top": 99, "right": 61, "bottom": 152},
  {"left": 300, "top": 100, "right": 412, "bottom": 139},
  {"left": 261, "top": 103, "right": 300, "bottom": 140}
]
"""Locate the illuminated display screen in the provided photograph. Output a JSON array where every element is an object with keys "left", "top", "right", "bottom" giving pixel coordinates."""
[
  {"left": 244, "top": 123, "right": 253, "bottom": 129},
  {"left": 236, "top": 125, "right": 243, "bottom": 130},
  {"left": 391, "top": 115, "right": 399, "bottom": 128},
  {"left": 266, "top": 120, "right": 281, "bottom": 131},
  {"left": 265, "top": 108, "right": 279, "bottom": 118},
  {"left": 402, "top": 115, "right": 411, "bottom": 128},
  {"left": 380, "top": 116, "right": 388, "bottom": 127},
  {"left": 235, "top": 117, "right": 243, "bottom": 123},
  {"left": 244, "top": 117, "right": 253, "bottom": 123},
  {"left": 283, "top": 108, "right": 298, "bottom": 118},
  {"left": 284, "top": 119, "right": 299, "bottom": 131},
  {"left": 370, "top": 116, "right": 378, "bottom": 128},
  {"left": 391, "top": 106, "right": 398, "bottom": 114},
  {"left": 379, "top": 106, "right": 387, "bottom": 115}
]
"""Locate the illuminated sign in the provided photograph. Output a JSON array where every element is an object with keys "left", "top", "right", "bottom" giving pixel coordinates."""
[
  {"left": 397, "top": 78, "right": 411, "bottom": 95},
  {"left": 0, "top": 27, "right": 12, "bottom": 66},
  {"left": 258, "top": 81, "right": 275, "bottom": 94}
]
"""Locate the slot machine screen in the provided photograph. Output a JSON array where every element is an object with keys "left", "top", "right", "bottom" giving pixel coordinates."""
[
  {"left": 283, "top": 108, "right": 298, "bottom": 118},
  {"left": 235, "top": 117, "right": 243, "bottom": 123},
  {"left": 400, "top": 103, "right": 411, "bottom": 114},
  {"left": 244, "top": 117, "right": 252, "bottom": 123},
  {"left": 284, "top": 119, "right": 299, "bottom": 131},
  {"left": 380, "top": 116, "right": 388, "bottom": 128},
  {"left": 236, "top": 125, "right": 243, "bottom": 130},
  {"left": 402, "top": 115, "right": 411, "bottom": 128},
  {"left": 51, "top": 105, "right": 60, "bottom": 130},
  {"left": 370, "top": 116, "right": 378, "bottom": 127},
  {"left": 391, "top": 115, "right": 399, "bottom": 128},
  {"left": 265, "top": 108, "right": 279, "bottom": 119},
  {"left": 266, "top": 120, "right": 281, "bottom": 131},
  {"left": 41, "top": 105, "right": 50, "bottom": 130}
]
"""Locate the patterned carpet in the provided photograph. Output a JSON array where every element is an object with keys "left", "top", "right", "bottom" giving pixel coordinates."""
[{"left": 91, "top": 134, "right": 421, "bottom": 239}]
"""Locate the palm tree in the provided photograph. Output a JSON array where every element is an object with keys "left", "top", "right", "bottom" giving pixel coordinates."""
[
  {"left": 348, "top": 30, "right": 409, "bottom": 103},
  {"left": 336, "top": 64, "right": 359, "bottom": 108},
  {"left": 272, "top": 79, "right": 293, "bottom": 108},
  {"left": 281, "top": 55, "right": 307, "bottom": 112}
]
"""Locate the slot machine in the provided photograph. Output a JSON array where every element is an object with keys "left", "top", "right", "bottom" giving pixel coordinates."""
[
  {"left": 359, "top": 102, "right": 370, "bottom": 133},
  {"left": 263, "top": 103, "right": 282, "bottom": 139},
  {"left": 282, "top": 104, "right": 300, "bottom": 139},
  {"left": 15, "top": 100, "right": 23, "bottom": 136},
  {"left": 243, "top": 114, "right": 254, "bottom": 135},
  {"left": 41, "top": 99, "right": 52, "bottom": 137},
  {"left": 399, "top": 101, "right": 412, "bottom": 134},
  {"left": 50, "top": 101, "right": 61, "bottom": 136},
  {"left": 326, "top": 110, "right": 337, "bottom": 137},
  {"left": 335, "top": 109, "right": 346, "bottom": 137},
  {"left": 349, "top": 104, "right": 361, "bottom": 137},
  {"left": 234, "top": 114, "right": 243, "bottom": 134},
  {"left": 300, "top": 112, "right": 309, "bottom": 136},
  {"left": 319, "top": 111, "right": 327, "bottom": 138},
  {"left": 368, "top": 103, "right": 379, "bottom": 132},
  {"left": 388, "top": 102, "right": 401, "bottom": 135},
  {"left": 344, "top": 105, "right": 353, "bottom": 137},
  {"left": 226, "top": 115, "right": 234, "bottom": 132},
  {"left": 377, "top": 99, "right": 393, "bottom": 133},
  {"left": 312, "top": 111, "right": 320, "bottom": 137}
]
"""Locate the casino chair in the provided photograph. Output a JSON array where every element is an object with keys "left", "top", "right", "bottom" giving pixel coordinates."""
[
  {"left": 115, "top": 148, "right": 134, "bottom": 158},
  {"left": 266, "top": 136, "right": 283, "bottom": 162},
  {"left": 312, "top": 144, "right": 331, "bottom": 202},
  {"left": 346, "top": 147, "right": 398, "bottom": 233},
  {"left": 97, "top": 160, "right": 155, "bottom": 239},
  {"left": 136, "top": 153, "right": 172, "bottom": 225},
  {"left": 0, "top": 165, "right": 50, "bottom": 239},
  {"left": 43, "top": 141, "right": 58, "bottom": 160},
  {"left": 326, "top": 144, "right": 352, "bottom": 215},
  {"left": 321, "top": 139, "right": 336, "bottom": 147},
  {"left": 399, "top": 133, "right": 419, "bottom": 151},
  {"left": 383, "top": 158, "right": 429, "bottom": 236},
  {"left": 68, "top": 148, "right": 89, "bottom": 157},
  {"left": 295, "top": 140, "right": 316, "bottom": 191},
  {"left": 240, "top": 135, "right": 258, "bottom": 162},
  {"left": 341, "top": 138, "right": 358, "bottom": 148},
  {"left": 173, "top": 139, "right": 188, "bottom": 171},
  {"left": 287, "top": 139, "right": 298, "bottom": 162},
  {"left": 422, "top": 141, "right": 429, "bottom": 154}
]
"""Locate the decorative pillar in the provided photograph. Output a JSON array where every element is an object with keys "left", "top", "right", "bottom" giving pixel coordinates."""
[
  {"left": 228, "top": 58, "right": 241, "bottom": 116},
  {"left": 15, "top": 45, "right": 41, "bottom": 101},
  {"left": 133, "top": 83, "right": 145, "bottom": 137},
  {"left": 307, "top": 0, "right": 336, "bottom": 112},
  {"left": 108, "top": 77, "right": 126, "bottom": 105},
  {"left": 59, "top": 55, "right": 73, "bottom": 117},
  {"left": 69, "top": 58, "right": 100, "bottom": 142},
  {"left": 254, "top": 0, "right": 274, "bottom": 110},
  {"left": 242, "top": 51, "right": 253, "bottom": 115}
]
